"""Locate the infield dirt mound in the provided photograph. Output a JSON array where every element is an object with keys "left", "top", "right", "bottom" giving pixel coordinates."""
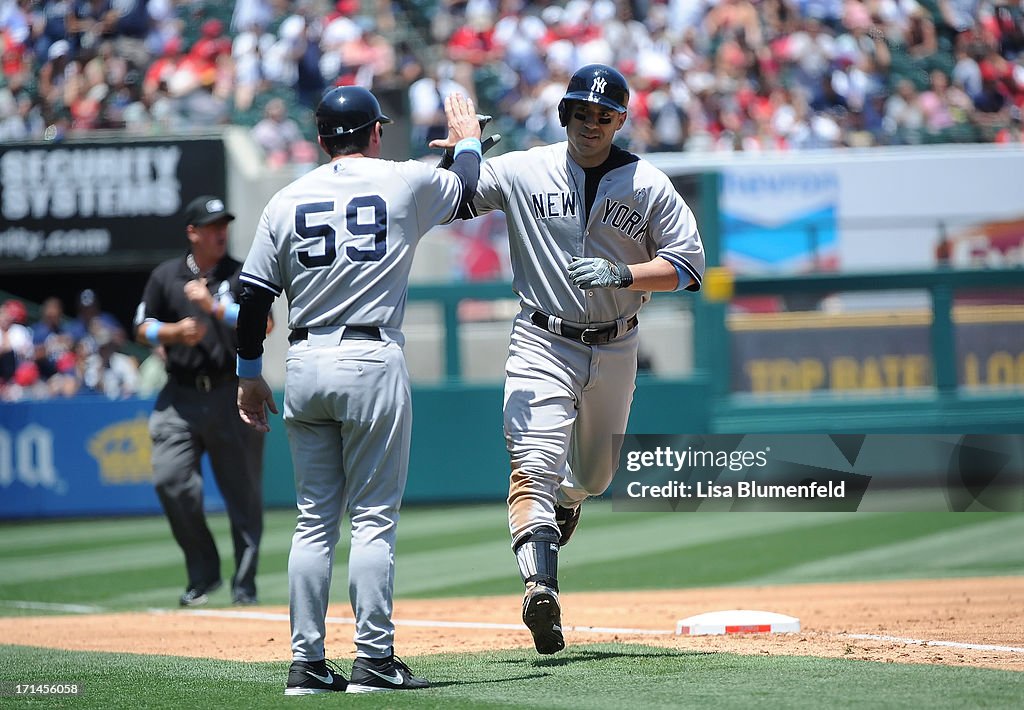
[{"left": 2, "top": 577, "right": 1021, "bottom": 671}]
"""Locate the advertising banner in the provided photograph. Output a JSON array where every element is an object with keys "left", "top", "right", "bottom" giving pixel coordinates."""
[
  {"left": 721, "top": 167, "right": 839, "bottom": 272},
  {"left": 0, "top": 138, "right": 226, "bottom": 273},
  {"left": 0, "top": 396, "right": 224, "bottom": 519},
  {"left": 731, "top": 309, "right": 1024, "bottom": 393},
  {"left": 707, "top": 149, "right": 1024, "bottom": 275}
]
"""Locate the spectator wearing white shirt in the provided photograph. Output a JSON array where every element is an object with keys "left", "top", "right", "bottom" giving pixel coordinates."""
[
  {"left": 249, "top": 97, "right": 307, "bottom": 168},
  {"left": 231, "top": 0, "right": 274, "bottom": 35},
  {"left": 80, "top": 326, "right": 140, "bottom": 400},
  {"left": 408, "top": 60, "right": 472, "bottom": 156}
]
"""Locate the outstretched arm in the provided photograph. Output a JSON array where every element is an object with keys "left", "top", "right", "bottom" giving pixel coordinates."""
[
  {"left": 430, "top": 93, "right": 484, "bottom": 217},
  {"left": 435, "top": 114, "right": 502, "bottom": 170}
]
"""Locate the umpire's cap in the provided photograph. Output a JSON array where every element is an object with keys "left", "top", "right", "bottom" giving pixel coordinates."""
[
  {"left": 185, "top": 195, "right": 235, "bottom": 226},
  {"left": 315, "top": 86, "right": 392, "bottom": 137},
  {"left": 558, "top": 63, "right": 630, "bottom": 126}
]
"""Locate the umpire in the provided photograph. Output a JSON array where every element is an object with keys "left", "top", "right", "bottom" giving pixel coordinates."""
[{"left": 135, "top": 195, "right": 265, "bottom": 607}]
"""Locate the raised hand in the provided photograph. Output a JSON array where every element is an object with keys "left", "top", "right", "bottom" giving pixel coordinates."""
[{"left": 428, "top": 93, "right": 482, "bottom": 150}]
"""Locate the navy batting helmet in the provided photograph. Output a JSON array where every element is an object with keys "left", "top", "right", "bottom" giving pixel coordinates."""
[
  {"left": 557, "top": 64, "right": 630, "bottom": 126},
  {"left": 315, "top": 86, "right": 392, "bottom": 137}
]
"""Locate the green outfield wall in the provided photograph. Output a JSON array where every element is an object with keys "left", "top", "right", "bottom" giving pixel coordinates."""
[{"left": 260, "top": 376, "right": 713, "bottom": 507}]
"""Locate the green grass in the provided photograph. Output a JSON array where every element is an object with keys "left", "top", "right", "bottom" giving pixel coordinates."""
[
  {"left": 1, "top": 506, "right": 1022, "bottom": 707},
  {"left": 1, "top": 506, "right": 1022, "bottom": 612},
  {"left": 0, "top": 644, "right": 1021, "bottom": 710},
  {"left": 556, "top": 511, "right": 1022, "bottom": 593}
]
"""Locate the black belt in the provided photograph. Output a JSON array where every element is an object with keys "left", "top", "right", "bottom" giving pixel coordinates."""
[
  {"left": 288, "top": 325, "right": 382, "bottom": 344},
  {"left": 169, "top": 370, "right": 235, "bottom": 393},
  {"left": 530, "top": 311, "right": 638, "bottom": 346}
]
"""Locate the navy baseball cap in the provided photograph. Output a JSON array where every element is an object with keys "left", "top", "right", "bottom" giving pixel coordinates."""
[{"left": 185, "top": 195, "right": 235, "bottom": 226}]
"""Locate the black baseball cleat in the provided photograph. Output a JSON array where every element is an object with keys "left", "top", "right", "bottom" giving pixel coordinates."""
[
  {"left": 232, "top": 591, "right": 258, "bottom": 606},
  {"left": 522, "top": 581, "right": 565, "bottom": 654},
  {"left": 284, "top": 659, "right": 348, "bottom": 695},
  {"left": 179, "top": 579, "right": 222, "bottom": 607},
  {"left": 554, "top": 504, "right": 581, "bottom": 546},
  {"left": 347, "top": 653, "right": 429, "bottom": 693}
]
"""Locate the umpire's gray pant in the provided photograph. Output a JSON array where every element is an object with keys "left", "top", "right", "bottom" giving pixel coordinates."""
[{"left": 150, "top": 379, "right": 264, "bottom": 595}]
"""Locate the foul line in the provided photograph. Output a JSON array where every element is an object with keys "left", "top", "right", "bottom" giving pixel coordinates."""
[
  {"left": 165, "top": 611, "right": 1024, "bottom": 650},
  {"left": 845, "top": 633, "right": 1024, "bottom": 654},
  {"left": 10, "top": 604, "right": 1020, "bottom": 653},
  {"left": 0, "top": 600, "right": 107, "bottom": 614},
  {"left": 166, "top": 608, "right": 674, "bottom": 636}
]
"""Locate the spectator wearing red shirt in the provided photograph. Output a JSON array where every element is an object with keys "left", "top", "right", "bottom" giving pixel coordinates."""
[
  {"left": 1, "top": 31, "right": 26, "bottom": 78},
  {"left": 1, "top": 299, "right": 33, "bottom": 388},
  {"left": 144, "top": 36, "right": 185, "bottom": 96},
  {"left": 447, "top": 7, "right": 498, "bottom": 66},
  {"left": 191, "top": 19, "right": 228, "bottom": 67}
]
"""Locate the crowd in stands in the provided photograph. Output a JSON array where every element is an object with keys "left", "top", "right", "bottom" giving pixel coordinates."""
[
  {"left": 2, "top": 2, "right": 1020, "bottom": 399},
  {"left": 0, "top": 291, "right": 152, "bottom": 402},
  {"left": 0, "top": 0, "right": 1022, "bottom": 157}
]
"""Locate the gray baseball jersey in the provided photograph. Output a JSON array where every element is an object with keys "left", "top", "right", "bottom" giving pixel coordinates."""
[
  {"left": 469, "top": 142, "right": 704, "bottom": 323},
  {"left": 239, "top": 156, "right": 465, "bottom": 662},
  {"left": 467, "top": 141, "right": 705, "bottom": 543},
  {"left": 241, "top": 158, "right": 464, "bottom": 333}
]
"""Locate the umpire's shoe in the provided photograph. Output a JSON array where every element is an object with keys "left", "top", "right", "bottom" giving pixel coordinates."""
[
  {"left": 179, "top": 579, "right": 222, "bottom": 607},
  {"left": 347, "top": 653, "right": 429, "bottom": 693},
  {"left": 554, "top": 504, "right": 582, "bottom": 546},
  {"left": 284, "top": 659, "right": 348, "bottom": 695},
  {"left": 522, "top": 581, "right": 565, "bottom": 654}
]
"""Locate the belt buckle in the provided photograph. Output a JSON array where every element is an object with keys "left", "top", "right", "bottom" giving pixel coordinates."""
[
  {"left": 196, "top": 375, "right": 213, "bottom": 392},
  {"left": 580, "top": 327, "right": 600, "bottom": 345}
]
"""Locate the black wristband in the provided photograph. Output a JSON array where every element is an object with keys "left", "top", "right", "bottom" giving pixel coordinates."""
[{"left": 615, "top": 261, "right": 633, "bottom": 288}]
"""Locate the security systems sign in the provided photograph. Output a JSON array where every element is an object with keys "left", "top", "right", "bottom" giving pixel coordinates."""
[{"left": 0, "top": 138, "right": 226, "bottom": 272}]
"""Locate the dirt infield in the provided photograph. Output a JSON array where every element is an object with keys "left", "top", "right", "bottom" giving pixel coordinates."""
[{"left": 2, "top": 577, "right": 1022, "bottom": 671}]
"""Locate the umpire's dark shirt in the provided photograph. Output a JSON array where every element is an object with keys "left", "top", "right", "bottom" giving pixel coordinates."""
[{"left": 136, "top": 252, "right": 243, "bottom": 378}]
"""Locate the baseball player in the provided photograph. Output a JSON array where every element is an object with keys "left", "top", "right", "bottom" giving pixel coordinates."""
[
  {"left": 234, "top": 87, "right": 482, "bottom": 694},
  {"left": 461, "top": 64, "right": 705, "bottom": 654}
]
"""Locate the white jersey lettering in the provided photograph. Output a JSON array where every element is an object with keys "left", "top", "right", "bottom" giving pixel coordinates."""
[
  {"left": 473, "top": 142, "right": 704, "bottom": 323},
  {"left": 473, "top": 140, "right": 704, "bottom": 321},
  {"left": 600, "top": 199, "right": 651, "bottom": 243}
]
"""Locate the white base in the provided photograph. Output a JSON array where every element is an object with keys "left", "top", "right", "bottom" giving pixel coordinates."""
[{"left": 675, "top": 609, "right": 800, "bottom": 636}]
